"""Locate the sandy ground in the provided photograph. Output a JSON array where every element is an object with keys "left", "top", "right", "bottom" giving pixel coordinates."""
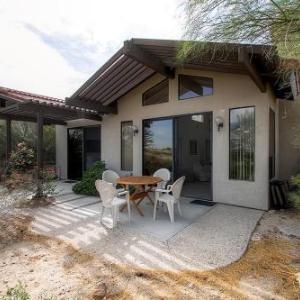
[{"left": 0, "top": 207, "right": 299, "bottom": 299}]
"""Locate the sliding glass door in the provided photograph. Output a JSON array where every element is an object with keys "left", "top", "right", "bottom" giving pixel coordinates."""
[
  {"left": 143, "top": 113, "right": 212, "bottom": 200},
  {"left": 68, "top": 128, "right": 83, "bottom": 180},
  {"left": 68, "top": 126, "right": 101, "bottom": 180},
  {"left": 143, "top": 118, "right": 173, "bottom": 175}
]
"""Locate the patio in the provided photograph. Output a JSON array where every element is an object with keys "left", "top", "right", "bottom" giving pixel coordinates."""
[{"left": 31, "top": 181, "right": 264, "bottom": 271}]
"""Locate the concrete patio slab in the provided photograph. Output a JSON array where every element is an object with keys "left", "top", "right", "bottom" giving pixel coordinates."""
[{"left": 31, "top": 183, "right": 264, "bottom": 271}]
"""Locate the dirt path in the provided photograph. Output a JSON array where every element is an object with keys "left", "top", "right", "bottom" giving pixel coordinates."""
[{"left": 0, "top": 209, "right": 299, "bottom": 299}]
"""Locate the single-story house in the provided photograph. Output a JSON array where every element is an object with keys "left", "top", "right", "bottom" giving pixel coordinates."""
[
  {"left": 1, "top": 39, "right": 300, "bottom": 210},
  {"left": 56, "top": 38, "right": 300, "bottom": 210}
]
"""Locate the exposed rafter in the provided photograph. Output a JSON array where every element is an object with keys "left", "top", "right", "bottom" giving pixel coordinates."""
[
  {"left": 238, "top": 48, "right": 266, "bottom": 93},
  {"left": 65, "top": 97, "right": 117, "bottom": 114},
  {"left": 0, "top": 113, "right": 67, "bottom": 125},
  {"left": 123, "top": 40, "right": 175, "bottom": 78}
]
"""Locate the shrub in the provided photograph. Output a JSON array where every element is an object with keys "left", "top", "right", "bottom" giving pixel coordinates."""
[
  {"left": 8, "top": 142, "right": 34, "bottom": 172},
  {"left": 289, "top": 174, "right": 300, "bottom": 210},
  {"left": 72, "top": 161, "right": 106, "bottom": 196},
  {"left": 1, "top": 281, "right": 30, "bottom": 300}
]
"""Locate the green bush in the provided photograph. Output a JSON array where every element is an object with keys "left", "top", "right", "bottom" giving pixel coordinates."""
[
  {"left": 72, "top": 161, "right": 106, "bottom": 196},
  {"left": 9, "top": 142, "right": 34, "bottom": 172},
  {"left": 1, "top": 282, "right": 30, "bottom": 300},
  {"left": 289, "top": 174, "right": 300, "bottom": 210}
]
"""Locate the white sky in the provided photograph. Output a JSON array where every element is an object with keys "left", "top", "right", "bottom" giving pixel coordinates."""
[{"left": 0, "top": 0, "right": 184, "bottom": 99}]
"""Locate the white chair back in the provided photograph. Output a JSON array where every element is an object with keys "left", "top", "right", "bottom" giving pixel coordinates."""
[
  {"left": 171, "top": 176, "right": 185, "bottom": 200},
  {"left": 102, "top": 170, "right": 120, "bottom": 185},
  {"left": 95, "top": 180, "right": 117, "bottom": 208},
  {"left": 153, "top": 168, "right": 171, "bottom": 189}
]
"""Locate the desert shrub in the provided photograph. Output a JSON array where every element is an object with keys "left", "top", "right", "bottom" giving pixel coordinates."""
[
  {"left": 1, "top": 281, "right": 30, "bottom": 300},
  {"left": 8, "top": 142, "right": 34, "bottom": 173},
  {"left": 73, "top": 161, "right": 106, "bottom": 196}
]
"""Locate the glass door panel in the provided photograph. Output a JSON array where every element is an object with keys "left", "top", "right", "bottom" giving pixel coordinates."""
[
  {"left": 143, "top": 118, "right": 173, "bottom": 175},
  {"left": 174, "top": 113, "right": 212, "bottom": 200},
  {"left": 68, "top": 128, "right": 83, "bottom": 180},
  {"left": 84, "top": 127, "right": 101, "bottom": 171}
]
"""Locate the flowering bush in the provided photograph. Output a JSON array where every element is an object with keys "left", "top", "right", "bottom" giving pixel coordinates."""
[{"left": 9, "top": 142, "right": 34, "bottom": 172}]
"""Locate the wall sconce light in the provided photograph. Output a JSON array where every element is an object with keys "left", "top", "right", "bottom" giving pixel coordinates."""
[
  {"left": 215, "top": 116, "right": 224, "bottom": 131},
  {"left": 131, "top": 125, "right": 139, "bottom": 136}
]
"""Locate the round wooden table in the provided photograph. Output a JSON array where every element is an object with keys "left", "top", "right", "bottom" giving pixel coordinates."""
[{"left": 117, "top": 176, "right": 162, "bottom": 216}]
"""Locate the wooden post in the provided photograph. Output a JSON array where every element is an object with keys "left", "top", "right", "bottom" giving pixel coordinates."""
[
  {"left": 36, "top": 113, "right": 44, "bottom": 197},
  {"left": 5, "top": 118, "right": 11, "bottom": 168}
]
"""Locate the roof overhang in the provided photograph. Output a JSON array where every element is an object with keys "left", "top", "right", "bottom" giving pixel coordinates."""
[
  {"left": 0, "top": 89, "right": 103, "bottom": 124},
  {"left": 67, "top": 38, "right": 294, "bottom": 107}
]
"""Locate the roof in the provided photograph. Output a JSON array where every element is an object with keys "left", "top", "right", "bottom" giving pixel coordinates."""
[
  {"left": 67, "top": 38, "right": 293, "bottom": 109},
  {"left": 0, "top": 86, "right": 102, "bottom": 125}
]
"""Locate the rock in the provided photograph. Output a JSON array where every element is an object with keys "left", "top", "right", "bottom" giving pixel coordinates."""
[{"left": 92, "top": 283, "right": 107, "bottom": 299}]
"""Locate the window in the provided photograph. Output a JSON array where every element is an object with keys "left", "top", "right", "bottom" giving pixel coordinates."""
[
  {"left": 121, "top": 121, "right": 133, "bottom": 171},
  {"left": 229, "top": 107, "right": 255, "bottom": 181},
  {"left": 269, "top": 109, "right": 276, "bottom": 179},
  {"left": 179, "top": 75, "right": 213, "bottom": 100},
  {"left": 142, "top": 79, "right": 169, "bottom": 106}
]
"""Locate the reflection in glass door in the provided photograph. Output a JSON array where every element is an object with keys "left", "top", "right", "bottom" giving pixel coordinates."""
[
  {"left": 84, "top": 127, "right": 101, "bottom": 170},
  {"left": 143, "top": 118, "right": 173, "bottom": 175},
  {"left": 143, "top": 113, "right": 212, "bottom": 200},
  {"left": 68, "top": 126, "right": 101, "bottom": 180},
  {"left": 68, "top": 128, "right": 83, "bottom": 180}
]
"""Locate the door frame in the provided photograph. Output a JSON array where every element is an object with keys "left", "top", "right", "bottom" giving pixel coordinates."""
[{"left": 142, "top": 111, "right": 213, "bottom": 200}]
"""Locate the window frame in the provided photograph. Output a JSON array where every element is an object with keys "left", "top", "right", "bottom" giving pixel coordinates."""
[
  {"left": 121, "top": 120, "right": 133, "bottom": 171},
  {"left": 229, "top": 106, "right": 255, "bottom": 182},
  {"left": 178, "top": 74, "right": 213, "bottom": 101},
  {"left": 142, "top": 79, "right": 169, "bottom": 106}
]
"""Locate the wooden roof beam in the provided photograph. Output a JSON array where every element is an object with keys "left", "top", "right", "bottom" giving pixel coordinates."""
[
  {"left": 10, "top": 102, "right": 102, "bottom": 122},
  {"left": 123, "top": 40, "right": 175, "bottom": 78},
  {"left": 0, "top": 113, "right": 67, "bottom": 125},
  {"left": 65, "top": 97, "right": 117, "bottom": 114},
  {"left": 238, "top": 48, "right": 266, "bottom": 93}
]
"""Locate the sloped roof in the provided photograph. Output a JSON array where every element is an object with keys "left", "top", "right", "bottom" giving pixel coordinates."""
[
  {"left": 67, "top": 38, "right": 293, "bottom": 109},
  {"left": 0, "top": 86, "right": 102, "bottom": 124}
]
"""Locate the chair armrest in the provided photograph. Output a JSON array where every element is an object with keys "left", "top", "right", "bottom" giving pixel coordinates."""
[
  {"left": 155, "top": 188, "right": 171, "bottom": 194},
  {"left": 118, "top": 190, "right": 129, "bottom": 196}
]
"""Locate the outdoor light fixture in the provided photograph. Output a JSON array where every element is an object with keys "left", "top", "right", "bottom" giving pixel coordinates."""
[
  {"left": 131, "top": 125, "right": 139, "bottom": 136},
  {"left": 215, "top": 116, "right": 224, "bottom": 131}
]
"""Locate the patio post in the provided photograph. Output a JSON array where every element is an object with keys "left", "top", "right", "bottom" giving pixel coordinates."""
[
  {"left": 5, "top": 117, "right": 11, "bottom": 168},
  {"left": 36, "top": 113, "right": 44, "bottom": 197}
]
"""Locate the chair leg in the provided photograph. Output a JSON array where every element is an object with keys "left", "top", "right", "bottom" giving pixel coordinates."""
[
  {"left": 153, "top": 199, "right": 158, "bottom": 220},
  {"left": 100, "top": 206, "right": 104, "bottom": 224},
  {"left": 127, "top": 201, "right": 131, "bottom": 223},
  {"left": 177, "top": 201, "right": 182, "bottom": 216},
  {"left": 166, "top": 201, "right": 174, "bottom": 223},
  {"left": 112, "top": 206, "right": 118, "bottom": 228}
]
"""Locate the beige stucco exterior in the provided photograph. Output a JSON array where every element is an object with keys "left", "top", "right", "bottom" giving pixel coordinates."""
[
  {"left": 56, "top": 68, "right": 278, "bottom": 210},
  {"left": 278, "top": 100, "right": 300, "bottom": 179}
]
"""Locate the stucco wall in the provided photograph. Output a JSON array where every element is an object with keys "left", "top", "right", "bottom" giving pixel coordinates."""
[
  {"left": 56, "top": 69, "right": 276, "bottom": 210},
  {"left": 100, "top": 69, "right": 275, "bottom": 210},
  {"left": 278, "top": 100, "right": 300, "bottom": 179}
]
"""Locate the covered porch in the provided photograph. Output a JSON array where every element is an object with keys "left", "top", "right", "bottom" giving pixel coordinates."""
[{"left": 0, "top": 87, "right": 104, "bottom": 193}]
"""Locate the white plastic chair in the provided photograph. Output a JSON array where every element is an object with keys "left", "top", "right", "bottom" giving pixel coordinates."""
[
  {"left": 102, "top": 169, "right": 125, "bottom": 193},
  {"left": 153, "top": 168, "right": 171, "bottom": 190},
  {"left": 153, "top": 176, "right": 185, "bottom": 223},
  {"left": 95, "top": 180, "right": 130, "bottom": 228}
]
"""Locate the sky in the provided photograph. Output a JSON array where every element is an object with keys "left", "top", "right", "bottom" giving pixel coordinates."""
[{"left": 0, "top": 0, "right": 184, "bottom": 99}]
